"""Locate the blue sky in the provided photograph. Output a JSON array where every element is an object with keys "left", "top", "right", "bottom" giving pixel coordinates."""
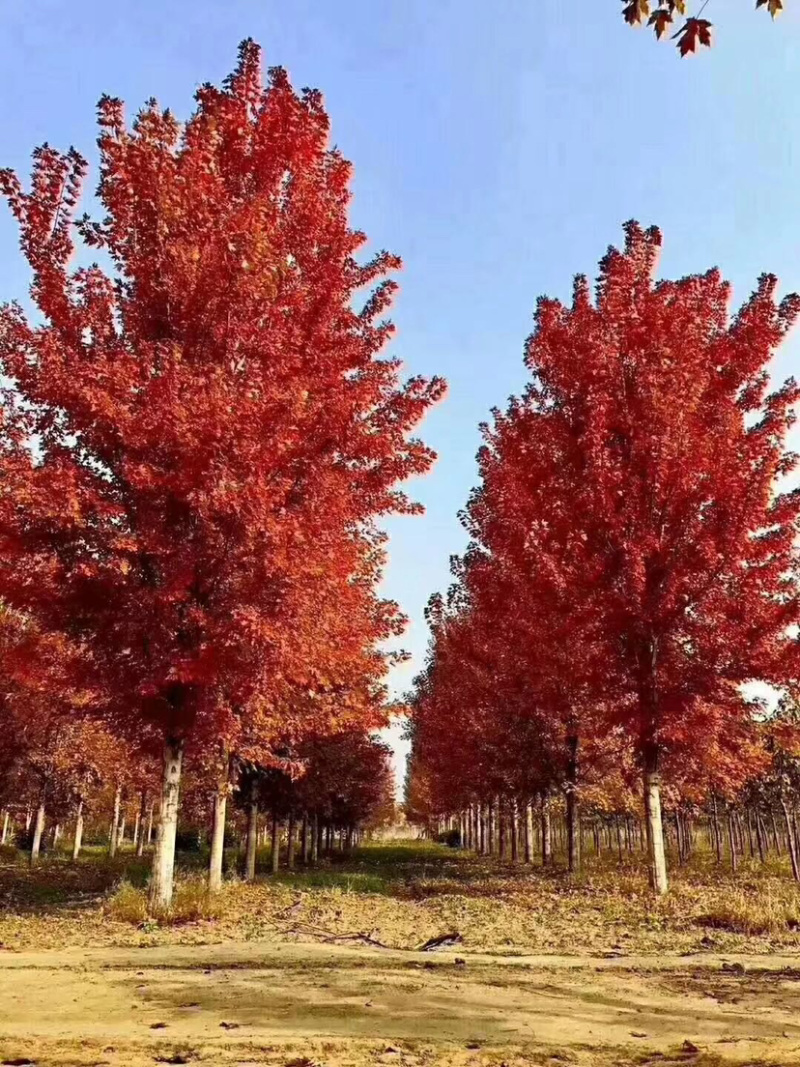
[{"left": 1, "top": 1, "right": 799, "bottom": 785}]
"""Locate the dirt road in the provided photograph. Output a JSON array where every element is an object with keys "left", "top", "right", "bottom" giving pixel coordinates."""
[{"left": 1, "top": 942, "right": 800, "bottom": 1065}]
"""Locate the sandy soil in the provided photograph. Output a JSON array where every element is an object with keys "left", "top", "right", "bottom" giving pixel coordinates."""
[{"left": 1, "top": 943, "right": 800, "bottom": 1066}]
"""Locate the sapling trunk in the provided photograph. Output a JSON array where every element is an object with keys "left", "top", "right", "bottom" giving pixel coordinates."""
[
  {"left": 301, "top": 812, "right": 309, "bottom": 863},
  {"left": 781, "top": 797, "right": 800, "bottom": 882},
  {"left": 1, "top": 809, "right": 8, "bottom": 845},
  {"left": 72, "top": 799, "right": 84, "bottom": 861},
  {"left": 771, "top": 810, "right": 782, "bottom": 855},
  {"left": 311, "top": 813, "right": 319, "bottom": 864},
  {"left": 208, "top": 784, "right": 228, "bottom": 893},
  {"left": 728, "top": 810, "right": 739, "bottom": 874},
  {"left": 711, "top": 795, "right": 722, "bottom": 864},
  {"left": 616, "top": 816, "right": 624, "bottom": 863},
  {"left": 148, "top": 737, "right": 184, "bottom": 911},
  {"left": 643, "top": 759, "right": 668, "bottom": 895},
  {"left": 109, "top": 785, "right": 121, "bottom": 858},
  {"left": 271, "top": 811, "right": 279, "bottom": 874},
  {"left": 136, "top": 791, "right": 147, "bottom": 857},
  {"left": 244, "top": 782, "right": 259, "bottom": 883},
  {"left": 30, "top": 797, "right": 46, "bottom": 866},
  {"left": 566, "top": 737, "right": 580, "bottom": 873},
  {"left": 759, "top": 810, "right": 772, "bottom": 862},
  {"left": 541, "top": 796, "right": 553, "bottom": 866}
]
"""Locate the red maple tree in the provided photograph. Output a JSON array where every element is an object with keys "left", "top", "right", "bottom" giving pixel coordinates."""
[
  {"left": 409, "top": 224, "right": 800, "bottom": 893},
  {"left": 0, "top": 40, "right": 444, "bottom": 907}
]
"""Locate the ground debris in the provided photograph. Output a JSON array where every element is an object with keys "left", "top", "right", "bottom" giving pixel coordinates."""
[{"left": 418, "top": 932, "right": 463, "bottom": 951}]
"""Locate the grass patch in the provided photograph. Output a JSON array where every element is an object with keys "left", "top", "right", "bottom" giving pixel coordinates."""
[
  {"left": 5, "top": 837, "right": 800, "bottom": 955},
  {"left": 105, "top": 876, "right": 223, "bottom": 926},
  {"left": 271, "top": 870, "right": 389, "bottom": 894}
]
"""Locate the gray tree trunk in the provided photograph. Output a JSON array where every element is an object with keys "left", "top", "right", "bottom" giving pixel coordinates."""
[
  {"left": 287, "top": 811, "right": 296, "bottom": 869},
  {"left": 72, "top": 799, "right": 84, "bottom": 861},
  {"left": 244, "top": 782, "right": 259, "bottom": 882},
  {"left": 301, "top": 812, "right": 309, "bottom": 863},
  {"left": 643, "top": 762, "right": 668, "bottom": 895},
  {"left": 136, "top": 790, "right": 147, "bottom": 857},
  {"left": 541, "top": 796, "right": 553, "bottom": 866},
  {"left": 524, "top": 801, "right": 533, "bottom": 863},
  {"left": 30, "top": 798, "right": 46, "bottom": 866},
  {"left": 109, "top": 785, "right": 121, "bottom": 858},
  {"left": 148, "top": 737, "right": 184, "bottom": 911},
  {"left": 208, "top": 785, "right": 227, "bottom": 893},
  {"left": 271, "top": 811, "right": 280, "bottom": 874}
]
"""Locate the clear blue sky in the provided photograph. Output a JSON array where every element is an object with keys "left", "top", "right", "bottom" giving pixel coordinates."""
[{"left": 1, "top": 1, "right": 799, "bottom": 786}]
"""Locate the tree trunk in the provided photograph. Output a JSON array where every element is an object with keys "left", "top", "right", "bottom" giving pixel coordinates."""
[
  {"left": 541, "top": 796, "right": 553, "bottom": 867},
  {"left": 287, "top": 812, "right": 296, "bottom": 869},
  {"left": 244, "top": 782, "right": 259, "bottom": 883},
  {"left": 781, "top": 797, "right": 800, "bottom": 882},
  {"left": 146, "top": 801, "right": 155, "bottom": 844},
  {"left": 524, "top": 801, "right": 533, "bottom": 864},
  {"left": 728, "top": 809, "right": 739, "bottom": 874},
  {"left": 72, "top": 799, "right": 84, "bottom": 861},
  {"left": 711, "top": 795, "right": 722, "bottom": 864},
  {"left": 771, "top": 809, "right": 782, "bottom": 855},
  {"left": 510, "top": 799, "right": 519, "bottom": 862},
  {"left": 675, "top": 812, "right": 685, "bottom": 865},
  {"left": 301, "top": 812, "right": 309, "bottom": 864},
  {"left": 746, "top": 809, "right": 756, "bottom": 859},
  {"left": 109, "top": 785, "right": 121, "bottom": 858},
  {"left": 643, "top": 754, "right": 668, "bottom": 895},
  {"left": 0, "top": 809, "right": 8, "bottom": 845},
  {"left": 135, "top": 791, "right": 147, "bottom": 857},
  {"left": 208, "top": 785, "right": 228, "bottom": 893},
  {"left": 148, "top": 737, "right": 184, "bottom": 911},
  {"left": 311, "top": 812, "right": 319, "bottom": 864},
  {"left": 132, "top": 810, "right": 140, "bottom": 852},
  {"left": 118, "top": 814, "right": 126, "bottom": 847},
  {"left": 759, "top": 810, "right": 772, "bottom": 862},
  {"left": 565, "top": 736, "right": 580, "bottom": 873},
  {"left": 30, "top": 796, "right": 46, "bottom": 866},
  {"left": 271, "top": 812, "right": 280, "bottom": 874}
]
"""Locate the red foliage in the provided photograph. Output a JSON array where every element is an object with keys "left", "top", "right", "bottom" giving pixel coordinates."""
[
  {"left": 410, "top": 223, "right": 800, "bottom": 889},
  {"left": 0, "top": 39, "right": 443, "bottom": 761}
]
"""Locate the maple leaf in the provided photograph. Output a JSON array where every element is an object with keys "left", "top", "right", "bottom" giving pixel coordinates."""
[
  {"left": 648, "top": 7, "right": 674, "bottom": 39},
  {"left": 622, "top": 0, "right": 651, "bottom": 25},
  {"left": 757, "top": 0, "right": 784, "bottom": 16},
  {"left": 674, "top": 17, "right": 713, "bottom": 55}
]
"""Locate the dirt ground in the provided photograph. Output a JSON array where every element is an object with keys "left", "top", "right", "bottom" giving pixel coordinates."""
[
  {"left": 4, "top": 844, "right": 800, "bottom": 1065},
  {"left": 2, "top": 942, "right": 800, "bottom": 1067}
]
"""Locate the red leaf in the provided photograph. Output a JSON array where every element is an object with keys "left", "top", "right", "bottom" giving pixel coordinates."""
[{"left": 674, "top": 17, "right": 713, "bottom": 56}]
